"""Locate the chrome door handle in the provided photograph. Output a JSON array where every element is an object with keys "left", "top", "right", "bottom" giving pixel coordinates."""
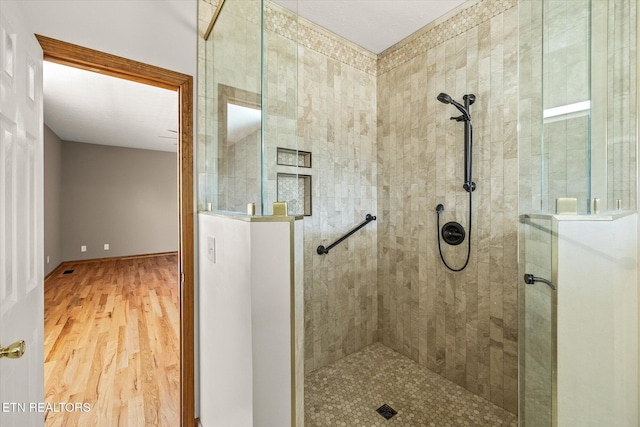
[
  {"left": 0, "top": 340, "right": 26, "bottom": 359},
  {"left": 523, "top": 274, "right": 556, "bottom": 290}
]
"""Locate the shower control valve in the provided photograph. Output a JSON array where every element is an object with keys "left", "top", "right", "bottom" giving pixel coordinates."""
[{"left": 441, "top": 222, "right": 465, "bottom": 246}]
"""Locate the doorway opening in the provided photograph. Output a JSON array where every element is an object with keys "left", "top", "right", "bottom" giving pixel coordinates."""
[{"left": 37, "top": 35, "right": 195, "bottom": 427}]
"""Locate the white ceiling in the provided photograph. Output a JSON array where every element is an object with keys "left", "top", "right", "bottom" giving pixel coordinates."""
[
  {"left": 271, "top": 0, "right": 466, "bottom": 54},
  {"left": 14, "top": 0, "right": 196, "bottom": 154},
  {"left": 43, "top": 62, "right": 179, "bottom": 152}
]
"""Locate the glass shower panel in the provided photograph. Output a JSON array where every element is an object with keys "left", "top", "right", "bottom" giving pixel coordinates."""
[
  {"left": 518, "top": 0, "right": 637, "bottom": 426},
  {"left": 200, "top": 0, "right": 300, "bottom": 216},
  {"left": 203, "top": 0, "right": 263, "bottom": 214},
  {"left": 541, "top": 0, "right": 591, "bottom": 214},
  {"left": 262, "top": 1, "right": 299, "bottom": 216},
  {"left": 543, "top": 116, "right": 590, "bottom": 212},
  {"left": 603, "top": 0, "right": 638, "bottom": 210}
]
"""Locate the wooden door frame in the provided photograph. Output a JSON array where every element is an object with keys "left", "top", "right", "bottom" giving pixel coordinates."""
[{"left": 35, "top": 35, "right": 195, "bottom": 427}]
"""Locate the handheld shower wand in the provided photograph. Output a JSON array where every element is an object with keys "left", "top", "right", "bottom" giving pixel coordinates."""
[
  {"left": 435, "top": 93, "right": 477, "bottom": 272},
  {"left": 437, "top": 93, "right": 475, "bottom": 192},
  {"left": 437, "top": 93, "right": 472, "bottom": 122}
]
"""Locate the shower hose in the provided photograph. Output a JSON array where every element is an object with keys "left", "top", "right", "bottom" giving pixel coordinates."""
[{"left": 436, "top": 187, "right": 472, "bottom": 272}]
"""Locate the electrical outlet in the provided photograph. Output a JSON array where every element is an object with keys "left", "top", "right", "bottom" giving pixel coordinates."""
[
  {"left": 81, "top": 245, "right": 87, "bottom": 252},
  {"left": 46, "top": 255, "right": 50, "bottom": 264},
  {"left": 104, "top": 243, "right": 109, "bottom": 250}
]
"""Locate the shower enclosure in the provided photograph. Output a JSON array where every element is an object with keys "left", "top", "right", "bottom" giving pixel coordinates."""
[
  {"left": 198, "top": 0, "right": 638, "bottom": 425},
  {"left": 518, "top": 0, "right": 638, "bottom": 425}
]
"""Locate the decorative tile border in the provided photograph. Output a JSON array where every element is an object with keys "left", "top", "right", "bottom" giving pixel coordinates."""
[
  {"left": 297, "top": 17, "right": 377, "bottom": 75},
  {"left": 264, "top": 0, "right": 515, "bottom": 77},
  {"left": 264, "top": 2, "right": 298, "bottom": 41},
  {"left": 377, "top": 0, "right": 517, "bottom": 75},
  {"left": 265, "top": 1, "right": 377, "bottom": 76},
  {"left": 204, "top": 0, "right": 376, "bottom": 75},
  {"left": 203, "top": 0, "right": 516, "bottom": 77}
]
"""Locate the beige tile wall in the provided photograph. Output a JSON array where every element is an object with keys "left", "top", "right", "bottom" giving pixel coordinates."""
[
  {"left": 296, "top": 28, "right": 379, "bottom": 374},
  {"left": 376, "top": 0, "right": 519, "bottom": 413},
  {"left": 262, "top": 2, "right": 379, "bottom": 373},
  {"left": 606, "top": 0, "right": 637, "bottom": 210}
]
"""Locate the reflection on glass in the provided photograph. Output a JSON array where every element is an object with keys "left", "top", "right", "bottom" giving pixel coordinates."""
[
  {"left": 202, "top": 0, "right": 263, "bottom": 214},
  {"left": 217, "top": 84, "right": 262, "bottom": 214},
  {"left": 541, "top": 0, "right": 591, "bottom": 214},
  {"left": 200, "top": 0, "right": 300, "bottom": 215}
]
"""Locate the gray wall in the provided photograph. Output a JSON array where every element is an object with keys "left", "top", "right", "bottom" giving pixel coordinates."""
[
  {"left": 61, "top": 140, "right": 178, "bottom": 261},
  {"left": 44, "top": 125, "right": 63, "bottom": 275}
]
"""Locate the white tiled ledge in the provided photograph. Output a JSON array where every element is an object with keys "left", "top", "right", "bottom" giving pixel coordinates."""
[{"left": 521, "top": 210, "right": 637, "bottom": 222}]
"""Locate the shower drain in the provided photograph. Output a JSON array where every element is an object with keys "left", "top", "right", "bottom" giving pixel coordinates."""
[{"left": 376, "top": 404, "right": 398, "bottom": 420}]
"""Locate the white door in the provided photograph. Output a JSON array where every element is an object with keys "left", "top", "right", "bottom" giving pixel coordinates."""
[{"left": 0, "top": 1, "right": 44, "bottom": 426}]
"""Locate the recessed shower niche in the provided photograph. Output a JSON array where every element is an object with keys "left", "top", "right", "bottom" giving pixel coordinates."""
[
  {"left": 277, "top": 172, "right": 311, "bottom": 216},
  {"left": 277, "top": 147, "right": 311, "bottom": 168},
  {"left": 277, "top": 147, "right": 312, "bottom": 216}
]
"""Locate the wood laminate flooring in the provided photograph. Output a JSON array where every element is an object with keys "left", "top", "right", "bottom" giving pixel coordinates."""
[{"left": 44, "top": 254, "right": 180, "bottom": 427}]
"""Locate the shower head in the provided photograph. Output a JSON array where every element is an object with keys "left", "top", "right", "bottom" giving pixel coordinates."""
[
  {"left": 437, "top": 93, "right": 452, "bottom": 104},
  {"left": 437, "top": 92, "right": 471, "bottom": 121}
]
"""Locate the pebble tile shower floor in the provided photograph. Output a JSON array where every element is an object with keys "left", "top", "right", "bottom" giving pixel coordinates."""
[{"left": 305, "top": 343, "right": 518, "bottom": 427}]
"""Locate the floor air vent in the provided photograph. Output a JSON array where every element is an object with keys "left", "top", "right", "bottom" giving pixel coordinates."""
[
  {"left": 376, "top": 404, "right": 397, "bottom": 420},
  {"left": 63, "top": 270, "right": 74, "bottom": 274}
]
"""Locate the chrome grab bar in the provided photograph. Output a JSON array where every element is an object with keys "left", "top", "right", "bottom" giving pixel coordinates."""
[{"left": 523, "top": 273, "right": 556, "bottom": 290}]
